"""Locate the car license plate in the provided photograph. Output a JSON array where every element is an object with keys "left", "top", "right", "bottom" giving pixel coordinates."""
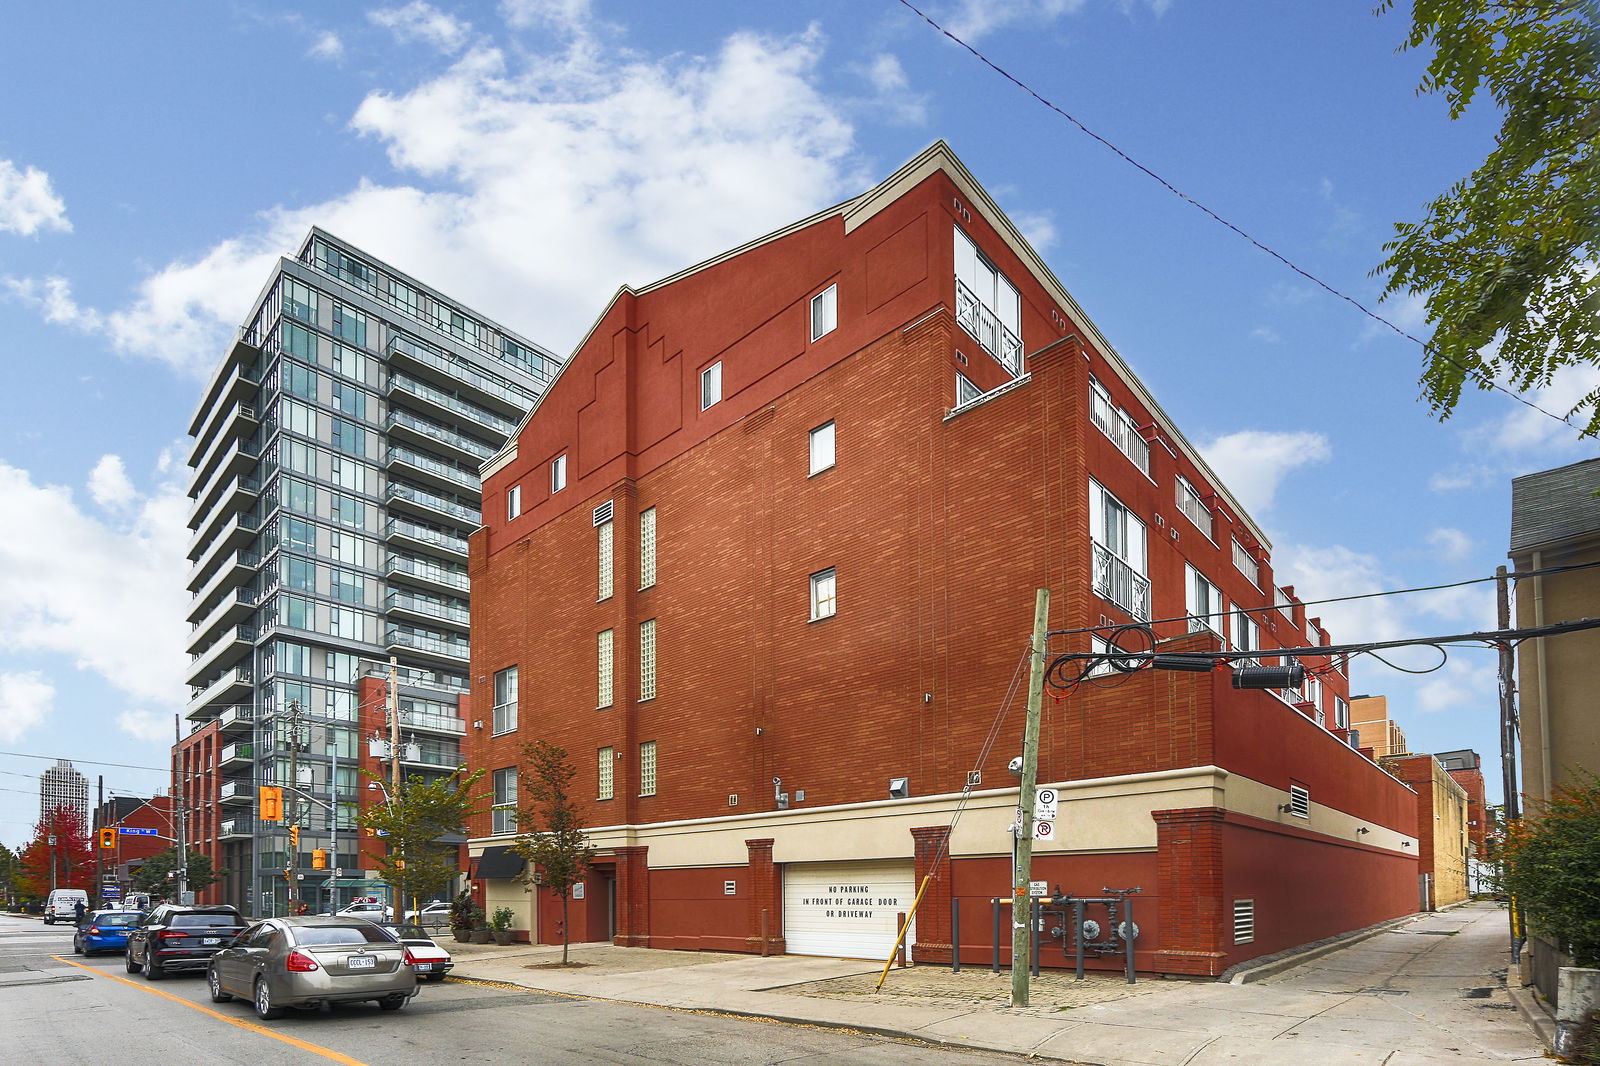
[
  {"left": 202, "top": 938, "right": 221, "bottom": 945},
  {"left": 413, "top": 963, "right": 432, "bottom": 971},
  {"left": 348, "top": 955, "right": 375, "bottom": 969}
]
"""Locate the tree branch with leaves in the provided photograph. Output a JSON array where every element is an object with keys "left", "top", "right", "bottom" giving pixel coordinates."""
[
  {"left": 358, "top": 767, "right": 487, "bottom": 922},
  {"left": 512, "top": 740, "right": 596, "bottom": 965}
]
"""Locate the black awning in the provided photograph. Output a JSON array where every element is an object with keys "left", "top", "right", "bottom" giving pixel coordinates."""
[{"left": 475, "top": 845, "right": 525, "bottom": 880}]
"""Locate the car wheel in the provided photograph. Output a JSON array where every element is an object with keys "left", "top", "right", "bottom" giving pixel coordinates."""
[
  {"left": 43, "top": 916, "right": 52, "bottom": 926},
  {"left": 73, "top": 936, "right": 84, "bottom": 956},
  {"left": 378, "top": 994, "right": 408, "bottom": 1011},
  {"left": 254, "top": 979, "right": 283, "bottom": 1020},
  {"left": 144, "top": 951, "right": 165, "bottom": 980},
  {"left": 207, "top": 968, "right": 230, "bottom": 1004},
  {"left": 125, "top": 949, "right": 142, "bottom": 974}
]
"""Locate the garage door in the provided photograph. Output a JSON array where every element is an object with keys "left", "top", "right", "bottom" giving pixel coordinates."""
[{"left": 783, "top": 861, "right": 917, "bottom": 960}]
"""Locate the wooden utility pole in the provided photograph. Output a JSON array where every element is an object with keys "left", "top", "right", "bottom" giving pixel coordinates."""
[
  {"left": 1012, "top": 588, "right": 1050, "bottom": 1008},
  {"left": 1495, "top": 565, "right": 1523, "bottom": 957}
]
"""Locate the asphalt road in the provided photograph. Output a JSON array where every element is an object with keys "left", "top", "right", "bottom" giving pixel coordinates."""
[{"left": 0, "top": 915, "right": 1035, "bottom": 1065}]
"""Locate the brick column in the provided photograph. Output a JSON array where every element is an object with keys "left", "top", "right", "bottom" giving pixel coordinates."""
[
  {"left": 613, "top": 845, "right": 650, "bottom": 947},
  {"left": 910, "top": 826, "right": 954, "bottom": 964},
  {"left": 745, "top": 838, "right": 784, "bottom": 955},
  {"left": 1152, "top": 806, "right": 1228, "bottom": 976}
]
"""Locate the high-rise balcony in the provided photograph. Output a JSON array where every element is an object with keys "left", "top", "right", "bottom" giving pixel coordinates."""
[
  {"left": 385, "top": 553, "right": 470, "bottom": 595},
  {"left": 186, "top": 665, "right": 255, "bottom": 719},
  {"left": 385, "top": 409, "right": 496, "bottom": 465},
  {"left": 1091, "top": 543, "right": 1151, "bottom": 622},
  {"left": 399, "top": 708, "right": 468, "bottom": 736},
  {"left": 186, "top": 623, "right": 256, "bottom": 682},
  {"left": 219, "top": 742, "right": 255, "bottom": 769},
  {"left": 186, "top": 587, "right": 256, "bottom": 649},
  {"left": 217, "top": 704, "right": 256, "bottom": 733},
  {"left": 218, "top": 817, "right": 256, "bottom": 840},
  {"left": 383, "top": 517, "right": 468, "bottom": 559},
  {"left": 188, "top": 509, "right": 259, "bottom": 568},
  {"left": 384, "top": 591, "right": 470, "bottom": 630},
  {"left": 386, "top": 334, "right": 535, "bottom": 415},
  {"left": 385, "top": 445, "right": 478, "bottom": 495},
  {"left": 190, "top": 394, "right": 262, "bottom": 474},
  {"left": 187, "top": 333, "right": 261, "bottom": 440},
  {"left": 386, "top": 372, "right": 516, "bottom": 439},
  {"left": 219, "top": 781, "right": 252, "bottom": 805},
  {"left": 190, "top": 470, "right": 262, "bottom": 540},
  {"left": 384, "top": 482, "right": 481, "bottom": 527},
  {"left": 384, "top": 627, "right": 470, "bottom": 666}
]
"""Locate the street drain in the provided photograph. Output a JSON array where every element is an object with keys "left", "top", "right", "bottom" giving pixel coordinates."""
[{"left": 1462, "top": 988, "right": 1493, "bottom": 999}]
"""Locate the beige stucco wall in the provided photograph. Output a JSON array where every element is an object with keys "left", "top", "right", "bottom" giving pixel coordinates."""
[
  {"left": 1513, "top": 538, "right": 1600, "bottom": 807},
  {"left": 1428, "top": 761, "right": 1470, "bottom": 907}
]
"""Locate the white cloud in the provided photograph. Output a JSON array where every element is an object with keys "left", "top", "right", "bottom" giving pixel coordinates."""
[
  {"left": 0, "top": 458, "right": 188, "bottom": 718},
  {"left": 0, "top": 671, "right": 55, "bottom": 744},
  {"left": 116, "top": 709, "right": 173, "bottom": 743},
  {"left": 860, "top": 53, "right": 927, "bottom": 126},
  {"left": 942, "top": 0, "right": 1089, "bottom": 40},
  {"left": 0, "top": 159, "right": 71, "bottom": 236},
  {"left": 308, "top": 31, "right": 345, "bottom": 61},
  {"left": 1427, "top": 527, "right": 1473, "bottom": 563},
  {"left": 1250, "top": 326, "right": 1280, "bottom": 343},
  {"left": 1198, "top": 430, "right": 1331, "bottom": 515},
  {"left": 500, "top": 0, "right": 593, "bottom": 33},
  {"left": 370, "top": 2, "right": 473, "bottom": 54},
  {"left": 1010, "top": 209, "right": 1057, "bottom": 252},
  {"left": 1414, "top": 658, "right": 1497, "bottom": 715},
  {"left": 1474, "top": 362, "right": 1600, "bottom": 457}
]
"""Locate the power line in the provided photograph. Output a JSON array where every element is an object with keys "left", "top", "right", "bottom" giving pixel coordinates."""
[{"left": 894, "top": 0, "right": 1578, "bottom": 434}]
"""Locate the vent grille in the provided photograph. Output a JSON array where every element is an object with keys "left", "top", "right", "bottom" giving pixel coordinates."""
[
  {"left": 1233, "top": 899, "right": 1255, "bottom": 944},
  {"left": 593, "top": 500, "right": 613, "bottom": 526},
  {"left": 1289, "top": 784, "right": 1310, "bottom": 818}
]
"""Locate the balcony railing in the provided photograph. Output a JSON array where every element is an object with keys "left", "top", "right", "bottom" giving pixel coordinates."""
[
  {"left": 384, "top": 517, "right": 469, "bottom": 555},
  {"left": 1089, "top": 385, "right": 1151, "bottom": 475},
  {"left": 1092, "top": 543, "right": 1151, "bottom": 621},
  {"left": 386, "top": 409, "right": 496, "bottom": 460},
  {"left": 955, "top": 278, "right": 1022, "bottom": 376},
  {"left": 386, "top": 554, "right": 470, "bottom": 591},
  {"left": 386, "top": 446, "right": 477, "bottom": 490},
  {"left": 385, "top": 628, "right": 470, "bottom": 660},
  {"left": 388, "top": 335, "right": 537, "bottom": 408},
  {"left": 385, "top": 482, "right": 481, "bottom": 525},
  {"left": 401, "top": 710, "right": 468, "bottom": 734},
  {"left": 387, "top": 373, "right": 517, "bottom": 437},
  {"left": 386, "top": 591, "right": 470, "bottom": 626}
]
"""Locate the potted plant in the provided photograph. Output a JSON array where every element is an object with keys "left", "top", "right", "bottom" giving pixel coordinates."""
[
  {"left": 470, "top": 908, "right": 493, "bottom": 944},
  {"left": 449, "top": 890, "right": 476, "bottom": 944},
  {"left": 490, "top": 907, "right": 515, "bottom": 946}
]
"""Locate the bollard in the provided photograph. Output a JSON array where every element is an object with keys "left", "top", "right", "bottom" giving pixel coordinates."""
[
  {"left": 992, "top": 899, "right": 1001, "bottom": 973},
  {"left": 761, "top": 909, "right": 770, "bottom": 957},
  {"left": 951, "top": 897, "right": 961, "bottom": 973}
]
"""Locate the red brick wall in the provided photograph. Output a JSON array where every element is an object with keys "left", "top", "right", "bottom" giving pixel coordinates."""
[{"left": 1448, "top": 766, "right": 1488, "bottom": 854}]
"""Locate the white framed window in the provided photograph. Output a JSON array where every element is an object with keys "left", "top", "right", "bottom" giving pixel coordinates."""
[
  {"left": 1186, "top": 565, "right": 1226, "bottom": 637},
  {"left": 1276, "top": 586, "right": 1296, "bottom": 625},
  {"left": 1288, "top": 784, "right": 1310, "bottom": 819},
  {"left": 955, "top": 372, "right": 982, "bottom": 407},
  {"left": 1233, "top": 611, "right": 1259, "bottom": 665},
  {"left": 492, "top": 767, "right": 517, "bottom": 835},
  {"left": 701, "top": 362, "right": 722, "bottom": 410},
  {"left": 639, "top": 740, "right": 657, "bottom": 797},
  {"left": 639, "top": 507, "right": 657, "bottom": 589},
  {"left": 597, "top": 630, "right": 614, "bottom": 708},
  {"left": 1089, "top": 479, "right": 1149, "bottom": 620},
  {"left": 1333, "top": 695, "right": 1351, "bottom": 731},
  {"left": 507, "top": 484, "right": 521, "bottom": 521},
  {"left": 597, "top": 520, "right": 614, "bottom": 600},
  {"left": 810, "top": 284, "right": 838, "bottom": 341},
  {"left": 1088, "top": 635, "right": 1119, "bottom": 678},
  {"left": 1304, "top": 675, "right": 1324, "bottom": 721},
  {"left": 810, "top": 567, "right": 837, "bottom": 621},
  {"left": 597, "top": 747, "right": 614, "bottom": 801},
  {"left": 1232, "top": 538, "right": 1259, "bottom": 588},
  {"left": 1176, "top": 476, "right": 1212, "bottom": 538},
  {"left": 551, "top": 454, "right": 567, "bottom": 493},
  {"left": 639, "top": 619, "right": 657, "bottom": 700},
  {"left": 953, "top": 227, "right": 1022, "bottom": 374},
  {"left": 493, "top": 666, "right": 518, "bottom": 735},
  {"left": 809, "top": 421, "right": 835, "bottom": 476}
]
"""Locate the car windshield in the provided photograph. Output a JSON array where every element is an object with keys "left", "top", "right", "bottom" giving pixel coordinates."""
[
  {"left": 295, "top": 924, "right": 398, "bottom": 946},
  {"left": 91, "top": 914, "right": 139, "bottom": 927},
  {"left": 171, "top": 913, "right": 242, "bottom": 928}
]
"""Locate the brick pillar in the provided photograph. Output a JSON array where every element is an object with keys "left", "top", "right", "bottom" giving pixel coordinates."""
[
  {"left": 1152, "top": 806, "right": 1228, "bottom": 977},
  {"left": 613, "top": 845, "right": 650, "bottom": 947},
  {"left": 745, "top": 838, "right": 784, "bottom": 955},
  {"left": 910, "top": 826, "right": 954, "bottom": 964}
]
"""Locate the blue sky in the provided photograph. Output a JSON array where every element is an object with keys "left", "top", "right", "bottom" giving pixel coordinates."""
[{"left": 0, "top": 0, "right": 1587, "bottom": 848}]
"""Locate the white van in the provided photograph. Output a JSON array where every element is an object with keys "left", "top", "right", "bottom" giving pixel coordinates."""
[{"left": 43, "top": 888, "right": 88, "bottom": 925}]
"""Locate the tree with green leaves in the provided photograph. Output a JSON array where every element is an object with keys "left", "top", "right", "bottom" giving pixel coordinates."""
[
  {"left": 130, "top": 848, "right": 226, "bottom": 896},
  {"left": 1498, "top": 770, "right": 1600, "bottom": 966},
  {"left": 513, "top": 740, "right": 596, "bottom": 965},
  {"left": 1375, "top": 0, "right": 1600, "bottom": 431},
  {"left": 358, "top": 768, "right": 487, "bottom": 922},
  {"left": 0, "top": 843, "right": 20, "bottom": 909}
]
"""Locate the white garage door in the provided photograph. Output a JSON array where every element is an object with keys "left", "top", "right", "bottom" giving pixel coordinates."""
[{"left": 783, "top": 861, "right": 917, "bottom": 960}]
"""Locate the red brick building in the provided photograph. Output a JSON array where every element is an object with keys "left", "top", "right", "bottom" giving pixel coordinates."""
[{"left": 463, "top": 142, "right": 1419, "bottom": 974}]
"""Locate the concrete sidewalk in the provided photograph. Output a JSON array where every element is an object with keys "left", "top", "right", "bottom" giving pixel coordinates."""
[{"left": 448, "top": 901, "right": 1547, "bottom": 1065}]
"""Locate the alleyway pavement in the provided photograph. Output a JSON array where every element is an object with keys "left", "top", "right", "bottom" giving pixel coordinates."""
[{"left": 449, "top": 901, "right": 1547, "bottom": 1065}]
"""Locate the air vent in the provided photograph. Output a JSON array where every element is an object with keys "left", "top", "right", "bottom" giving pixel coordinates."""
[
  {"left": 238, "top": 405, "right": 258, "bottom": 421},
  {"left": 593, "top": 500, "right": 614, "bottom": 526},
  {"left": 1288, "top": 784, "right": 1310, "bottom": 818},
  {"left": 1233, "top": 899, "right": 1255, "bottom": 944}
]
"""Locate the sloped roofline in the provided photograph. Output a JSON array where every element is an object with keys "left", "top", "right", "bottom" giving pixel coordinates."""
[{"left": 484, "top": 142, "right": 1272, "bottom": 553}]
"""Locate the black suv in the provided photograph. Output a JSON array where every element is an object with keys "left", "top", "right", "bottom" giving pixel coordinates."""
[{"left": 126, "top": 904, "right": 247, "bottom": 980}]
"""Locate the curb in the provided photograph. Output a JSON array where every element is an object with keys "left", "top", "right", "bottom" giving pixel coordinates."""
[
  {"left": 1223, "top": 912, "right": 1422, "bottom": 985},
  {"left": 1506, "top": 982, "right": 1557, "bottom": 1053}
]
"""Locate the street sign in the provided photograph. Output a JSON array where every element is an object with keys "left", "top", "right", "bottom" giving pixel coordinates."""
[
  {"left": 1034, "top": 819, "right": 1055, "bottom": 841},
  {"left": 1034, "top": 788, "right": 1059, "bottom": 820},
  {"left": 119, "top": 827, "right": 158, "bottom": 837},
  {"left": 102, "top": 885, "right": 122, "bottom": 898}
]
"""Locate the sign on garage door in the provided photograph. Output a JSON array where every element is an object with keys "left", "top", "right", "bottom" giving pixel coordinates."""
[{"left": 783, "top": 861, "right": 916, "bottom": 959}]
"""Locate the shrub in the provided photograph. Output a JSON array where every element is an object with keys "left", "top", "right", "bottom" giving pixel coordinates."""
[{"left": 1500, "top": 771, "right": 1600, "bottom": 967}]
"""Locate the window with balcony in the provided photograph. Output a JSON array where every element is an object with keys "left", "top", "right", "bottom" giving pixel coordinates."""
[
  {"left": 492, "top": 767, "right": 517, "bottom": 835},
  {"left": 639, "top": 741, "right": 657, "bottom": 797},
  {"left": 953, "top": 227, "right": 1022, "bottom": 374},
  {"left": 493, "top": 666, "right": 518, "bottom": 735},
  {"left": 639, "top": 619, "right": 657, "bottom": 700},
  {"left": 1233, "top": 611, "right": 1259, "bottom": 666},
  {"left": 598, "top": 630, "right": 614, "bottom": 708},
  {"left": 701, "top": 362, "right": 722, "bottom": 410},
  {"left": 1176, "top": 476, "right": 1212, "bottom": 538},
  {"left": 1232, "top": 538, "right": 1260, "bottom": 588},
  {"left": 809, "top": 421, "right": 835, "bottom": 476},
  {"left": 598, "top": 747, "right": 614, "bottom": 800},
  {"left": 1186, "top": 565, "right": 1226, "bottom": 637},
  {"left": 1088, "top": 377, "right": 1150, "bottom": 475},
  {"left": 810, "top": 285, "right": 837, "bottom": 342},
  {"left": 597, "top": 519, "right": 613, "bottom": 600},
  {"left": 639, "top": 508, "right": 656, "bottom": 589},
  {"left": 1089, "top": 480, "right": 1149, "bottom": 620}
]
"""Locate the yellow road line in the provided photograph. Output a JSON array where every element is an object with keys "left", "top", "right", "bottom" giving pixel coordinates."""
[{"left": 53, "top": 956, "right": 371, "bottom": 1066}]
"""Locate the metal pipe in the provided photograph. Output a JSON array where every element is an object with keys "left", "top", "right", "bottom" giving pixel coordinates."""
[{"left": 951, "top": 897, "right": 961, "bottom": 973}]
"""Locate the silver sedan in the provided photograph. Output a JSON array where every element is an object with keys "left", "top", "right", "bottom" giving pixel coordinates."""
[{"left": 206, "top": 916, "right": 418, "bottom": 1019}]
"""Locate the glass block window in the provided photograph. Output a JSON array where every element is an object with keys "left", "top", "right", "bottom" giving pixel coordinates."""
[
  {"left": 639, "top": 741, "right": 657, "bottom": 797},
  {"left": 639, "top": 619, "right": 657, "bottom": 701},
  {"left": 597, "top": 520, "right": 614, "bottom": 600},
  {"left": 597, "top": 630, "right": 614, "bottom": 708},
  {"left": 597, "top": 747, "right": 614, "bottom": 801},
  {"left": 639, "top": 508, "right": 656, "bottom": 590}
]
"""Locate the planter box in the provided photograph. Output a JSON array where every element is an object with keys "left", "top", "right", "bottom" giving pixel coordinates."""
[{"left": 1556, "top": 967, "right": 1600, "bottom": 1059}]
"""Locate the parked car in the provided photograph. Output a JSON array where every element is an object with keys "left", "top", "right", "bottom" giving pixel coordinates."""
[
  {"left": 206, "top": 916, "right": 418, "bottom": 1019},
  {"left": 74, "top": 909, "right": 142, "bottom": 956},
  {"left": 377, "top": 922, "right": 453, "bottom": 981},
  {"left": 43, "top": 888, "right": 88, "bottom": 925},
  {"left": 125, "top": 904, "right": 247, "bottom": 980},
  {"left": 333, "top": 902, "right": 390, "bottom": 920},
  {"left": 403, "top": 901, "right": 450, "bottom": 929}
]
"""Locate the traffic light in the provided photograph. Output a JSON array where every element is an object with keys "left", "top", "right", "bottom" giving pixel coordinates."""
[
  {"left": 99, "top": 828, "right": 116, "bottom": 849},
  {"left": 312, "top": 849, "right": 327, "bottom": 870},
  {"left": 288, "top": 824, "right": 300, "bottom": 849},
  {"left": 259, "top": 786, "right": 284, "bottom": 822}
]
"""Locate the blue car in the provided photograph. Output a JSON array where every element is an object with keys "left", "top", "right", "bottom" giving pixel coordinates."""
[{"left": 74, "top": 909, "right": 142, "bottom": 956}]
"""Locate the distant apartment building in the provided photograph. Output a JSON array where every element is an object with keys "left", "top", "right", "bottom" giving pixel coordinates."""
[
  {"left": 1379, "top": 753, "right": 1470, "bottom": 909},
  {"left": 176, "top": 229, "right": 557, "bottom": 914},
  {"left": 1350, "top": 694, "right": 1408, "bottom": 758},
  {"left": 39, "top": 759, "right": 89, "bottom": 829}
]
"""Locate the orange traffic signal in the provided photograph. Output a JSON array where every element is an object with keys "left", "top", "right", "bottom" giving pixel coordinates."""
[
  {"left": 99, "top": 828, "right": 116, "bottom": 849},
  {"left": 312, "top": 849, "right": 327, "bottom": 870},
  {"left": 288, "top": 824, "right": 300, "bottom": 849},
  {"left": 259, "top": 786, "right": 284, "bottom": 822}
]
